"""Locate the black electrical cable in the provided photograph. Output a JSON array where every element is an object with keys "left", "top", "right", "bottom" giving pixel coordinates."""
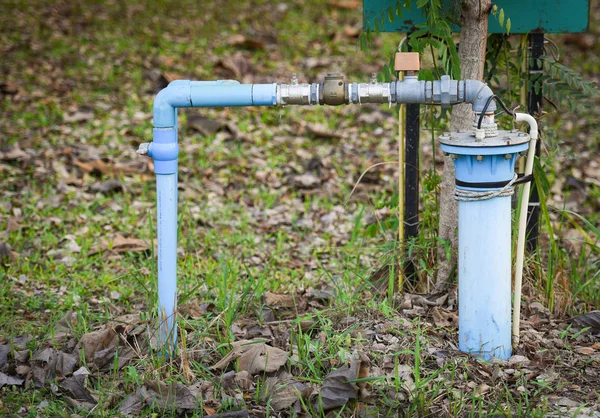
[{"left": 476, "top": 95, "right": 515, "bottom": 129}]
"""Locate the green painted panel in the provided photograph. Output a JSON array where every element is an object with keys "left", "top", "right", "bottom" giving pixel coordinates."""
[{"left": 363, "top": 0, "right": 590, "bottom": 34}]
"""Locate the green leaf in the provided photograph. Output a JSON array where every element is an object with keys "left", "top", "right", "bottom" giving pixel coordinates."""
[
  {"left": 533, "top": 158, "right": 550, "bottom": 194},
  {"left": 506, "top": 18, "right": 511, "bottom": 34},
  {"left": 499, "top": 8, "right": 504, "bottom": 27},
  {"left": 418, "top": 69, "right": 435, "bottom": 81}
]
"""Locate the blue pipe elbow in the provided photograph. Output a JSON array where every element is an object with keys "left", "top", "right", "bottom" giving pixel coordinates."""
[
  {"left": 153, "top": 80, "right": 277, "bottom": 127},
  {"left": 153, "top": 80, "right": 193, "bottom": 128}
]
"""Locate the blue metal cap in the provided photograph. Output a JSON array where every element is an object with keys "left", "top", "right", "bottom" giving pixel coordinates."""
[{"left": 439, "top": 131, "right": 530, "bottom": 189}]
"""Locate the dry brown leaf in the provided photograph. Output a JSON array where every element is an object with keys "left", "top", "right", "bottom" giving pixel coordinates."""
[
  {"left": 239, "top": 342, "right": 288, "bottom": 374},
  {"left": 107, "top": 313, "right": 144, "bottom": 332},
  {"left": 265, "top": 376, "right": 308, "bottom": 411},
  {"left": 89, "top": 235, "right": 149, "bottom": 256},
  {"left": 6, "top": 217, "right": 21, "bottom": 232},
  {"left": 0, "top": 345, "right": 9, "bottom": 368},
  {"left": 75, "top": 328, "right": 117, "bottom": 364},
  {"left": 316, "top": 358, "right": 361, "bottom": 411},
  {"left": 51, "top": 311, "right": 77, "bottom": 345},
  {"left": 212, "top": 340, "right": 288, "bottom": 374},
  {"left": 59, "top": 374, "right": 97, "bottom": 405},
  {"left": 572, "top": 311, "right": 600, "bottom": 331},
  {"left": 290, "top": 173, "right": 321, "bottom": 189},
  {"left": 187, "top": 114, "right": 225, "bottom": 136},
  {"left": 55, "top": 352, "right": 77, "bottom": 378},
  {"left": 180, "top": 300, "right": 213, "bottom": 319},
  {"left": 264, "top": 292, "right": 296, "bottom": 309},
  {"left": 0, "top": 82, "right": 19, "bottom": 95},
  {"left": 575, "top": 346, "right": 595, "bottom": 355},
  {"left": 73, "top": 159, "right": 140, "bottom": 176},
  {"left": 431, "top": 307, "right": 458, "bottom": 329},
  {"left": 63, "top": 109, "right": 94, "bottom": 124},
  {"left": 162, "top": 72, "right": 186, "bottom": 83},
  {"left": 328, "top": 0, "right": 360, "bottom": 9},
  {"left": 119, "top": 393, "right": 145, "bottom": 416},
  {"left": 202, "top": 406, "right": 217, "bottom": 415},
  {"left": 342, "top": 24, "right": 361, "bottom": 38},
  {"left": 0, "top": 242, "right": 18, "bottom": 263},
  {"left": 226, "top": 34, "right": 265, "bottom": 50},
  {"left": 476, "top": 383, "right": 490, "bottom": 395},
  {"left": 0, "top": 144, "right": 28, "bottom": 161},
  {"left": 217, "top": 52, "right": 250, "bottom": 79},
  {"left": 89, "top": 180, "right": 124, "bottom": 194},
  {"left": 234, "top": 371, "right": 253, "bottom": 391},
  {"left": 305, "top": 123, "right": 343, "bottom": 139},
  {"left": 142, "top": 380, "right": 197, "bottom": 410},
  {"left": 0, "top": 372, "right": 24, "bottom": 389}
]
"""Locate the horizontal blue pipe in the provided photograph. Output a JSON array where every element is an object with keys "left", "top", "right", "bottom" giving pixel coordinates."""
[{"left": 154, "top": 80, "right": 277, "bottom": 127}]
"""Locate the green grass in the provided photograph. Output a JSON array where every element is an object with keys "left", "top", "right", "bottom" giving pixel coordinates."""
[{"left": 1, "top": 0, "right": 600, "bottom": 416}]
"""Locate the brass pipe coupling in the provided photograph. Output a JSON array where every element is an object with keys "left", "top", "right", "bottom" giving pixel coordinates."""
[
  {"left": 320, "top": 72, "right": 392, "bottom": 106},
  {"left": 321, "top": 73, "right": 347, "bottom": 105},
  {"left": 276, "top": 73, "right": 393, "bottom": 106}
]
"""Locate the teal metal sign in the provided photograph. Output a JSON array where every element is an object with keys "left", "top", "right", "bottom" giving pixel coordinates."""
[{"left": 363, "top": 0, "right": 590, "bottom": 34}]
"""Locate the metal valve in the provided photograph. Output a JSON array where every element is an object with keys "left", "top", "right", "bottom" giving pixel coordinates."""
[{"left": 321, "top": 72, "right": 347, "bottom": 106}]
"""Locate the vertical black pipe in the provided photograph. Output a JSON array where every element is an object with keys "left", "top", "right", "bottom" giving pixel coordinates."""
[
  {"left": 526, "top": 33, "right": 544, "bottom": 251},
  {"left": 403, "top": 43, "right": 419, "bottom": 282}
]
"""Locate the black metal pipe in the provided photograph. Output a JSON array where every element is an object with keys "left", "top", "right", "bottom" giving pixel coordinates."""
[
  {"left": 526, "top": 33, "right": 544, "bottom": 251},
  {"left": 403, "top": 101, "right": 419, "bottom": 281},
  {"left": 403, "top": 39, "right": 420, "bottom": 282}
]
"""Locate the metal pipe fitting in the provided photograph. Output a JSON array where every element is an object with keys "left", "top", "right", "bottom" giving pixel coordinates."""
[
  {"left": 277, "top": 83, "right": 313, "bottom": 105},
  {"left": 321, "top": 73, "right": 347, "bottom": 105},
  {"left": 464, "top": 80, "right": 497, "bottom": 113}
]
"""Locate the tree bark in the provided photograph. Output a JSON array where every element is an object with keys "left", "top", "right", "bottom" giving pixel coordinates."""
[{"left": 435, "top": 0, "right": 492, "bottom": 291}]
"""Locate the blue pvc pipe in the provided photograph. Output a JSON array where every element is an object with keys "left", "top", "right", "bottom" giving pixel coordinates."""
[
  {"left": 154, "top": 80, "right": 277, "bottom": 127},
  {"left": 151, "top": 80, "right": 277, "bottom": 356},
  {"left": 148, "top": 78, "right": 499, "bottom": 357},
  {"left": 458, "top": 195, "right": 512, "bottom": 360},
  {"left": 440, "top": 143, "right": 528, "bottom": 360},
  {"left": 156, "top": 172, "right": 178, "bottom": 355}
]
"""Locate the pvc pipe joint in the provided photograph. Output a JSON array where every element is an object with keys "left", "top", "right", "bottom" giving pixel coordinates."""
[{"left": 150, "top": 129, "right": 179, "bottom": 174}]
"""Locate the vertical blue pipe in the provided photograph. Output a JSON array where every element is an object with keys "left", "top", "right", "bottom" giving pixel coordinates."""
[
  {"left": 150, "top": 80, "right": 277, "bottom": 357},
  {"left": 149, "top": 127, "right": 180, "bottom": 355},
  {"left": 156, "top": 172, "right": 178, "bottom": 354},
  {"left": 458, "top": 194, "right": 512, "bottom": 360},
  {"left": 440, "top": 144, "right": 528, "bottom": 360}
]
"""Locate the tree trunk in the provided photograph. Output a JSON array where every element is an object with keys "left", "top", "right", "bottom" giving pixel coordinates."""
[{"left": 435, "top": 0, "right": 492, "bottom": 291}]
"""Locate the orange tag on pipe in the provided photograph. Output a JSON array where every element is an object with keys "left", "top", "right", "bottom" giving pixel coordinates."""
[{"left": 394, "top": 52, "right": 420, "bottom": 72}]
